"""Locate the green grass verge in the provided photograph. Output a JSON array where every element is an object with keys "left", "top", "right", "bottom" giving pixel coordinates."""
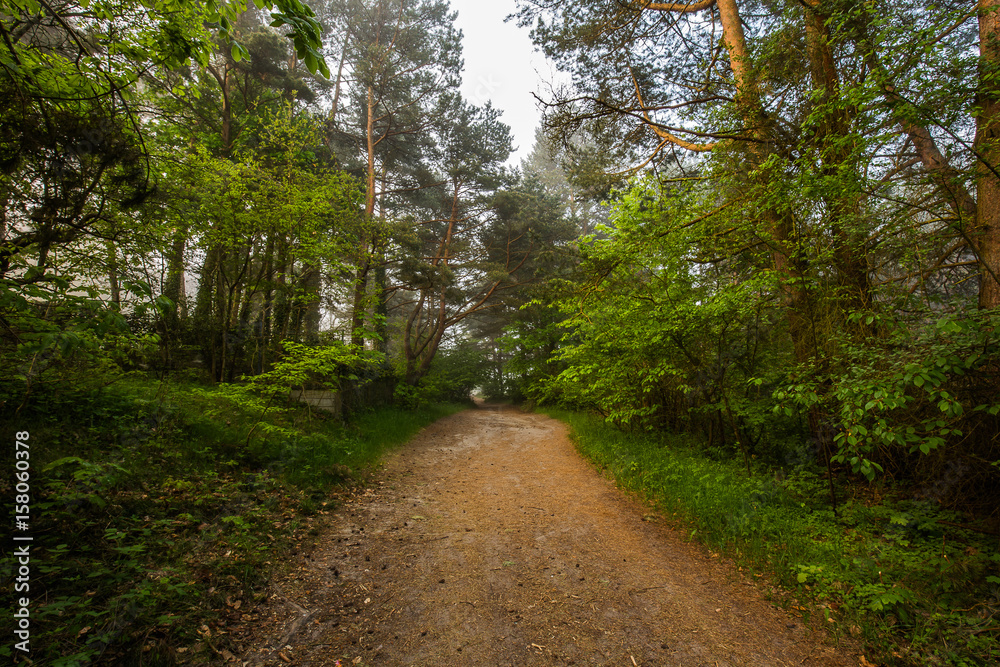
[
  {"left": 542, "top": 408, "right": 1000, "bottom": 667},
  {"left": 2, "top": 375, "right": 464, "bottom": 666}
]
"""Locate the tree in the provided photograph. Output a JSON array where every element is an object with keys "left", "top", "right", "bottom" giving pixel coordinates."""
[
  {"left": 521, "top": 128, "right": 610, "bottom": 237},
  {"left": 515, "top": 0, "right": 1000, "bottom": 315},
  {"left": 470, "top": 173, "right": 577, "bottom": 399},
  {"left": 390, "top": 96, "right": 517, "bottom": 385},
  {"left": 513, "top": 1, "right": 814, "bottom": 364},
  {"left": 852, "top": 0, "right": 1000, "bottom": 309},
  {"left": 320, "top": 0, "right": 463, "bottom": 346},
  {"left": 142, "top": 16, "right": 329, "bottom": 352}
]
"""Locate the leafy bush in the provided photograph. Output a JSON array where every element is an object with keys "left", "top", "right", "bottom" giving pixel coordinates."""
[{"left": 775, "top": 309, "right": 1000, "bottom": 504}]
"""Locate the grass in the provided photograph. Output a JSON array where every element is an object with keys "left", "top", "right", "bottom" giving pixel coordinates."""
[
  {"left": 1, "top": 373, "right": 464, "bottom": 666},
  {"left": 542, "top": 408, "right": 1000, "bottom": 667}
]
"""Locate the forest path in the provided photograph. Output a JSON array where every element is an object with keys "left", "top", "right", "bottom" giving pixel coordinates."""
[{"left": 241, "top": 405, "right": 860, "bottom": 666}]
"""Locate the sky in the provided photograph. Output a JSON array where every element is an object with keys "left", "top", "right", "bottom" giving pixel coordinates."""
[{"left": 447, "top": 0, "right": 563, "bottom": 166}]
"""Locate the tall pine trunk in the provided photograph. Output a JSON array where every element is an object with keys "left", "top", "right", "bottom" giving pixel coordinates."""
[
  {"left": 717, "top": 0, "right": 819, "bottom": 363},
  {"left": 805, "top": 7, "right": 872, "bottom": 319},
  {"left": 105, "top": 240, "right": 120, "bottom": 309},
  {"left": 977, "top": 0, "right": 1000, "bottom": 309},
  {"left": 302, "top": 261, "right": 321, "bottom": 343},
  {"left": 351, "top": 85, "right": 379, "bottom": 347}
]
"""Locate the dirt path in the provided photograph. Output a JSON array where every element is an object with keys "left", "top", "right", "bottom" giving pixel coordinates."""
[{"left": 241, "top": 406, "right": 860, "bottom": 666}]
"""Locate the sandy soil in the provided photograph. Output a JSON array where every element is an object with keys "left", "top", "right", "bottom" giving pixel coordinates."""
[{"left": 237, "top": 405, "right": 862, "bottom": 666}]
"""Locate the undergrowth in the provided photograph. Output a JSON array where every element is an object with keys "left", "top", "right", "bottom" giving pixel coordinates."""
[
  {"left": 1, "top": 375, "right": 463, "bottom": 665},
  {"left": 543, "top": 408, "right": 1000, "bottom": 667}
]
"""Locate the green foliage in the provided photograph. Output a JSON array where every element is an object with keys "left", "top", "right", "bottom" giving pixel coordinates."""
[
  {"left": 775, "top": 309, "right": 1000, "bottom": 492},
  {"left": 179, "top": 111, "right": 361, "bottom": 253},
  {"left": 499, "top": 298, "right": 569, "bottom": 402},
  {"left": 525, "top": 178, "right": 797, "bottom": 468},
  {"left": 248, "top": 340, "right": 384, "bottom": 394},
  {"left": 158, "top": 106, "right": 363, "bottom": 378},
  {"left": 0, "top": 0, "right": 327, "bottom": 79},
  {"left": 507, "top": 0, "right": 1000, "bottom": 510},
  {"left": 0, "top": 276, "right": 170, "bottom": 429},
  {"left": 512, "top": 170, "right": 1000, "bottom": 510},
  {"left": 409, "top": 341, "right": 488, "bottom": 404}
]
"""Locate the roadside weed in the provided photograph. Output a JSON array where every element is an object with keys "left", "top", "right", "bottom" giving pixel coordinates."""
[{"left": 544, "top": 408, "right": 1000, "bottom": 667}]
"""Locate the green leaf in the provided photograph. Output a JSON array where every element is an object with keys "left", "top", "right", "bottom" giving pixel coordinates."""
[{"left": 44, "top": 456, "right": 87, "bottom": 471}]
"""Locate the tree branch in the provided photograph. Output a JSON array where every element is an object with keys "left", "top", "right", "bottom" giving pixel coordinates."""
[{"left": 641, "top": 0, "right": 717, "bottom": 13}]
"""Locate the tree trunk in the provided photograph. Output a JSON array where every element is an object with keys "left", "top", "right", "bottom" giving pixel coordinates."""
[
  {"left": 402, "top": 182, "right": 463, "bottom": 384},
  {"left": 261, "top": 234, "right": 275, "bottom": 369},
  {"left": 274, "top": 241, "right": 292, "bottom": 341},
  {"left": 977, "top": 0, "right": 1000, "bottom": 308},
  {"left": 221, "top": 65, "right": 233, "bottom": 155},
  {"left": 330, "top": 39, "right": 348, "bottom": 124},
  {"left": 404, "top": 288, "right": 448, "bottom": 386},
  {"left": 716, "top": 0, "right": 818, "bottom": 362},
  {"left": 374, "top": 169, "right": 390, "bottom": 353},
  {"left": 194, "top": 245, "right": 222, "bottom": 373},
  {"left": 805, "top": 7, "right": 872, "bottom": 318},
  {"left": 105, "top": 240, "right": 120, "bottom": 309},
  {"left": 302, "top": 261, "right": 321, "bottom": 343},
  {"left": 163, "top": 225, "right": 188, "bottom": 320},
  {"left": 351, "top": 86, "right": 380, "bottom": 347}
]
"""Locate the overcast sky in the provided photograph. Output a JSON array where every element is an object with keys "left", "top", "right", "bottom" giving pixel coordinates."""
[{"left": 448, "top": 0, "right": 562, "bottom": 166}]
